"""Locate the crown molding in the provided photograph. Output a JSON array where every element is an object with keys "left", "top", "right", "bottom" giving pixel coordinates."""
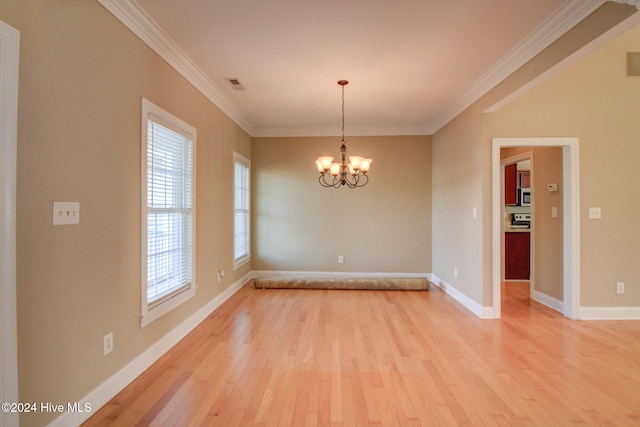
[
  {"left": 98, "top": 0, "right": 615, "bottom": 138},
  {"left": 253, "top": 125, "right": 431, "bottom": 138},
  {"left": 612, "top": 0, "right": 640, "bottom": 10},
  {"left": 484, "top": 11, "right": 640, "bottom": 113},
  {"left": 97, "top": 0, "right": 255, "bottom": 136},
  {"left": 427, "top": 0, "right": 607, "bottom": 134}
]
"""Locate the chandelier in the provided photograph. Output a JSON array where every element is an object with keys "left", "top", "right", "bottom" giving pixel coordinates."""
[{"left": 315, "top": 80, "right": 371, "bottom": 188}]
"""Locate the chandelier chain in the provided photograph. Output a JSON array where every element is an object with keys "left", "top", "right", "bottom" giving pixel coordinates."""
[{"left": 341, "top": 83, "right": 345, "bottom": 142}]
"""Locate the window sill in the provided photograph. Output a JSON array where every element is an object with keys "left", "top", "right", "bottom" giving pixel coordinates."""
[
  {"left": 140, "top": 286, "right": 196, "bottom": 328},
  {"left": 233, "top": 255, "right": 251, "bottom": 271}
]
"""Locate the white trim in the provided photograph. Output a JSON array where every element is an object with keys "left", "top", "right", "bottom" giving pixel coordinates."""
[
  {"left": 563, "top": 142, "right": 581, "bottom": 319},
  {"left": 492, "top": 138, "right": 580, "bottom": 319},
  {"left": 233, "top": 151, "right": 251, "bottom": 268},
  {"left": 140, "top": 287, "right": 196, "bottom": 328},
  {"left": 46, "top": 272, "right": 251, "bottom": 427},
  {"left": 532, "top": 290, "right": 564, "bottom": 313},
  {"left": 97, "top": 0, "right": 254, "bottom": 136},
  {"left": 140, "top": 98, "right": 197, "bottom": 327},
  {"left": 232, "top": 256, "right": 251, "bottom": 271},
  {"left": 485, "top": 12, "right": 640, "bottom": 114},
  {"left": 0, "top": 19, "right": 20, "bottom": 427},
  {"left": 253, "top": 125, "right": 431, "bottom": 138},
  {"left": 429, "top": 274, "right": 496, "bottom": 319},
  {"left": 428, "top": 0, "right": 606, "bottom": 134},
  {"left": 580, "top": 306, "right": 640, "bottom": 320}
]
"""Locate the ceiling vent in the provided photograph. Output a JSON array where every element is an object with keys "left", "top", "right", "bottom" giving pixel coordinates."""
[
  {"left": 627, "top": 52, "right": 640, "bottom": 77},
  {"left": 226, "top": 78, "right": 245, "bottom": 90}
]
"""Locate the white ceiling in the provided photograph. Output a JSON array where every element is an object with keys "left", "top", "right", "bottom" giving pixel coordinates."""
[{"left": 102, "top": 0, "right": 609, "bottom": 137}]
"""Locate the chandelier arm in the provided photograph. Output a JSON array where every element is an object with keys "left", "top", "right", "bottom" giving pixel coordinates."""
[
  {"left": 343, "top": 173, "right": 357, "bottom": 189},
  {"left": 318, "top": 174, "right": 333, "bottom": 187},
  {"left": 342, "top": 171, "right": 369, "bottom": 189}
]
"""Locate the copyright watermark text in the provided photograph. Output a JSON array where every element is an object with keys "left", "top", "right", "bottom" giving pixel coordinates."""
[{"left": 2, "top": 402, "right": 92, "bottom": 414}]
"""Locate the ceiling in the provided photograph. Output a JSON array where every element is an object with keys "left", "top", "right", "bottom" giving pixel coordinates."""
[{"left": 102, "top": 0, "right": 609, "bottom": 137}]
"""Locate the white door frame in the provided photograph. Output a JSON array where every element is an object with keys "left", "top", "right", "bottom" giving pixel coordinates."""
[
  {"left": 0, "top": 18, "right": 20, "bottom": 427},
  {"left": 492, "top": 138, "right": 580, "bottom": 319}
]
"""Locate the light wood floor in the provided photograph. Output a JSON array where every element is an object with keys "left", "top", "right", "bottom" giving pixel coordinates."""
[{"left": 83, "top": 281, "right": 640, "bottom": 426}]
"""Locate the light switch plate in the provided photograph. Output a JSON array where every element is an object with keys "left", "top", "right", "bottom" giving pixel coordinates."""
[
  {"left": 53, "top": 202, "right": 80, "bottom": 225},
  {"left": 588, "top": 207, "right": 601, "bottom": 219}
]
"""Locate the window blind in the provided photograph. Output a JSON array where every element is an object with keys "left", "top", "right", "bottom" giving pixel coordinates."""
[
  {"left": 146, "top": 119, "right": 193, "bottom": 305},
  {"left": 234, "top": 157, "right": 250, "bottom": 264}
]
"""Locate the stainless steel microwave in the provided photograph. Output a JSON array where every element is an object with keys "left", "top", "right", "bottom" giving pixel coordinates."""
[{"left": 519, "top": 188, "right": 531, "bottom": 206}]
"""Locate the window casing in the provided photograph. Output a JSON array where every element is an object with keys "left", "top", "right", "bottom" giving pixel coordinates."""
[
  {"left": 141, "top": 98, "right": 196, "bottom": 327},
  {"left": 233, "top": 152, "right": 251, "bottom": 268}
]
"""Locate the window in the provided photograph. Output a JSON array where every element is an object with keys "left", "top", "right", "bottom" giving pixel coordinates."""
[
  {"left": 141, "top": 98, "right": 196, "bottom": 327},
  {"left": 233, "top": 152, "right": 250, "bottom": 268}
]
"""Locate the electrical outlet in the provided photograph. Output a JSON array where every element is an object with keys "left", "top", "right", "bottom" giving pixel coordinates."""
[
  {"left": 454, "top": 268, "right": 458, "bottom": 278},
  {"left": 338, "top": 255, "right": 344, "bottom": 264},
  {"left": 104, "top": 332, "right": 113, "bottom": 356},
  {"left": 616, "top": 282, "right": 624, "bottom": 294}
]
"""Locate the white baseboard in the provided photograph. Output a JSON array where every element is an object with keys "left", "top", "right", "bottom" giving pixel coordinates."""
[
  {"left": 429, "top": 274, "right": 496, "bottom": 319},
  {"left": 531, "top": 290, "right": 564, "bottom": 313},
  {"left": 47, "top": 272, "right": 251, "bottom": 427},
  {"left": 580, "top": 306, "right": 640, "bottom": 320}
]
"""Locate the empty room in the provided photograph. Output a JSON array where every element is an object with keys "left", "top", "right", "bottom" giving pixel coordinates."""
[{"left": 2, "top": 1, "right": 640, "bottom": 426}]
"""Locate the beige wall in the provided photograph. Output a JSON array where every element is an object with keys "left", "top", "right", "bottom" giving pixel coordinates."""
[
  {"left": 433, "top": 3, "right": 639, "bottom": 309},
  {"left": 252, "top": 136, "right": 432, "bottom": 274},
  {"left": 432, "top": 111, "right": 486, "bottom": 304},
  {"left": 2, "top": 1, "right": 250, "bottom": 425}
]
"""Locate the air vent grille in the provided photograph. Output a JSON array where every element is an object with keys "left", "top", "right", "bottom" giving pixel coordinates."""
[{"left": 226, "top": 78, "right": 245, "bottom": 90}]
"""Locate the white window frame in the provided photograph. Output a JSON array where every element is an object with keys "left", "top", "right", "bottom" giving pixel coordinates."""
[
  {"left": 141, "top": 98, "right": 196, "bottom": 327},
  {"left": 233, "top": 152, "right": 251, "bottom": 269}
]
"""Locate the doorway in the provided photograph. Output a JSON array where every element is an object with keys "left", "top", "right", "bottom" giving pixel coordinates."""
[
  {"left": 501, "top": 152, "right": 534, "bottom": 299},
  {"left": 492, "top": 138, "right": 580, "bottom": 319},
  {"left": 0, "top": 18, "right": 20, "bottom": 425}
]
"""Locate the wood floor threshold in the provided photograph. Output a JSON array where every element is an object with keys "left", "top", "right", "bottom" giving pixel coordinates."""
[{"left": 82, "top": 281, "right": 640, "bottom": 426}]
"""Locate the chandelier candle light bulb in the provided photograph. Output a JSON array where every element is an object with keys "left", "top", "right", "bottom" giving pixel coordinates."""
[{"left": 316, "top": 80, "right": 371, "bottom": 188}]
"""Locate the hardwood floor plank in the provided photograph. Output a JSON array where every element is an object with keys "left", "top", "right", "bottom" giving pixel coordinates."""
[{"left": 83, "top": 282, "right": 640, "bottom": 426}]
